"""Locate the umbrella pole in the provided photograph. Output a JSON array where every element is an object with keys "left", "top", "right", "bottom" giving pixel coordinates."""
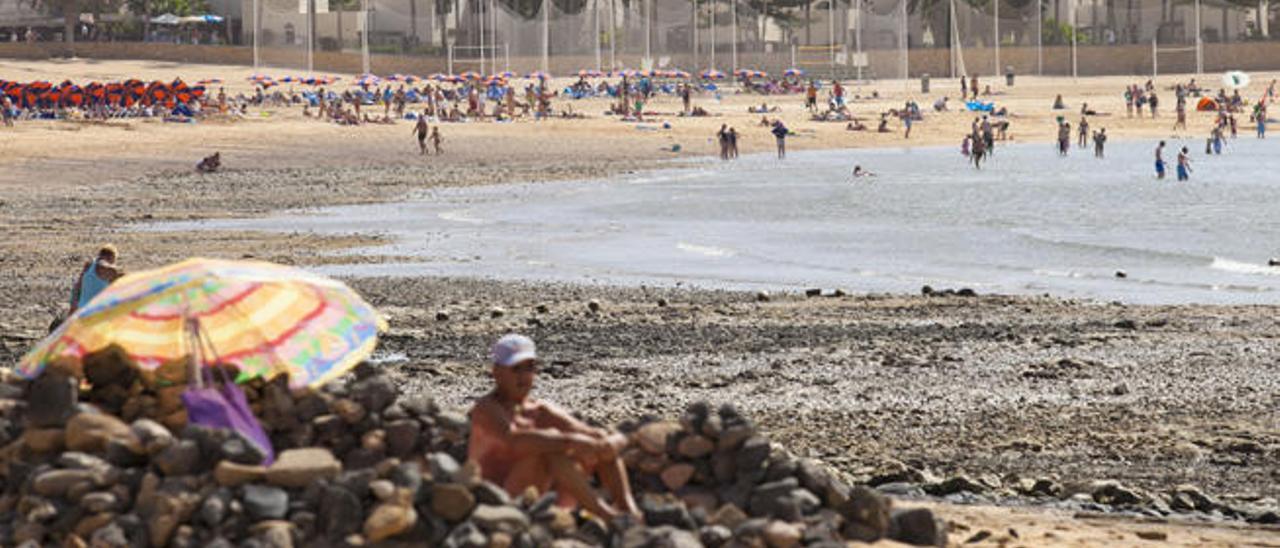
[{"left": 186, "top": 317, "right": 204, "bottom": 389}]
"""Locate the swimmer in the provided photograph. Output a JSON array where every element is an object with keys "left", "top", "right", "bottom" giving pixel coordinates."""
[
  {"left": 1154, "top": 141, "right": 1166, "bottom": 179},
  {"left": 1177, "top": 146, "right": 1192, "bottom": 181},
  {"left": 851, "top": 165, "right": 874, "bottom": 178}
]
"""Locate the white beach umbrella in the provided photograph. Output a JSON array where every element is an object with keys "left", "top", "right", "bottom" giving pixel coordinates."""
[{"left": 1222, "top": 71, "right": 1251, "bottom": 90}]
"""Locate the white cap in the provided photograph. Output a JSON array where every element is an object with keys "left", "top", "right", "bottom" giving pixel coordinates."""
[{"left": 491, "top": 334, "right": 537, "bottom": 367}]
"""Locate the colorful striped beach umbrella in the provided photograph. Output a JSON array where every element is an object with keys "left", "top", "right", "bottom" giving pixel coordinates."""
[
  {"left": 16, "top": 258, "right": 388, "bottom": 389},
  {"left": 525, "top": 71, "right": 550, "bottom": 80},
  {"left": 701, "top": 69, "right": 726, "bottom": 80},
  {"left": 783, "top": 68, "right": 805, "bottom": 78}
]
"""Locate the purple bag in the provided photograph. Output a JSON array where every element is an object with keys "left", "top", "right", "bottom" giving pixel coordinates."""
[{"left": 181, "top": 321, "right": 275, "bottom": 465}]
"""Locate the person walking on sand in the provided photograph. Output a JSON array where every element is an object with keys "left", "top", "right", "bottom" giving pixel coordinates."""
[
  {"left": 429, "top": 126, "right": 443, "bottom": 155},
  {"left": 414, "top": 115, "right": 430, "bottom": 155},
  {"left": 69, "top": 245, "right": 125, "bottom": 316},
  {"left": 1177, "top": 146, "right": 1192, "bottom": 181},
  {"left": 971, "top": 131, "right": 987, "bottom": 169},
  {"left": 1174, "top": 97, "right": 1187, "bottom": 131},
  {"left": 771, "top": 120, "right": 789, "bottom": 159},
  {"left": 1057, "top": 121, "right": 1071, "bottom": 156},
  {"left": 717, "top": 124, "right": 729, "bottom": 160},
  {"left": 467, "top": 334, "right": 642, "bottom": 521},
  {"left": 1093, "top": 128, "right": 1107, "bottom": 158},
  {"left": 1154, "top": 141, "right": 1167, "bottom": 179},
  {"left": 1258, "top": 104, "right": 1268, "bottom": 139},
  {"left": 728, "top": 127, "right": 739, "bottom": 159}
]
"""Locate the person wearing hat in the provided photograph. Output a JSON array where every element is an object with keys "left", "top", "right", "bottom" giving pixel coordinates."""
[
  {"left": 468, "top": 334, "right": 640, "bottom": 521},
  {"left": 68, "top": 244, "right": 124, "bottom": 316}
]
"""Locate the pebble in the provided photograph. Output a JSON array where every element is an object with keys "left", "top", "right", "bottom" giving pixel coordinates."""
[
  {"left": 430, "top": 483, "right": 476, "bottom": 522},
  {"left": 363, "top": 503, "right": 417, "bottom": 542},
  {"left": 242, "top": 484, "right": 289, "bottom": 520},
  {"left": 266, "top": 448, "right": 342, "bottom": 488},
  {"left": 215, "top": 461, "right": 267, "bottom": 487}
]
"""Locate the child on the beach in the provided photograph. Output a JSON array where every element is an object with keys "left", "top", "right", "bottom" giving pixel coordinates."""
[{"left": 429, "top": 126, "right": 443, "bottom": 155}]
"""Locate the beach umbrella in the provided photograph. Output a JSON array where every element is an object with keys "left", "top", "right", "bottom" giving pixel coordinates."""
[
  {"left": 784, "top": 68, "right": 805, "bottom": 78},
  {"left": 384, "top": 73, "right": 406, "bottom": 82},
  {"left": 429, "top": 73, "right": 449, "bottom": 82},
  {"left": 701, "top": 70, "right": 726, "bottom": 80},
  {"left": 456, "top": 71, "right": 480, "bottom": 81},
  {"left": 16, "top": 258, "right": 388, "bottom": 389},
  {"left": 278, "top": 76, "right": 299, "bottom": 83},
  {"left": 1223, "top": 71, "right": 1250, "bottom": 90},
  {"left": 403, "top": 75, "right": 423, "bottom": 83},
  {"left": 355, "top": 73, "right": 381, "bottom": 87},
  {"left": 196, "top": 78, "right": 223, "bottom": 85},
  {"left": 525, "top": 71, "right": 550, "bottom": 80}
]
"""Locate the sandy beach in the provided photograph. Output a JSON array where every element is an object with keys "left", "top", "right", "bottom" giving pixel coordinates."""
[{"left": 1, "top": 57, "right": 1278, "bottom": 545}]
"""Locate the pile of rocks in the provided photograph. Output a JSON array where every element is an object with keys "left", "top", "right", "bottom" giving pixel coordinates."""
[{"left": 0, "top": 357, "right": 945, "bottom": 547}]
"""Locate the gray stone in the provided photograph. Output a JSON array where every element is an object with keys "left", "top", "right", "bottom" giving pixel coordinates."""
[
  {"left": 200, "top": 494, "right": 227, "bottom": 527},
  {"left": 837, "top": 487, "right": 890, "bottom": 543},
  {"left": 642, "top": 500, "right": 695, "bottom": 530},
  {"left": 32, "top": 468, "right": 97, "bottom": 497},
  {"left": 130, "top": 419, "right": 174, "bottom": 455},
  {"left": 734, "top": 437, "right": 770, "bottom": 474},
  {"left": 699, "top": 524, "right": 733, "bottom": 547},
  {"left": 319, "top": 486, "right": 362, "bottom": 540},
  {"left": 80, "top": 491, "right": 118, "bottom": 513},
  {"left": 336, "top": 469, "right": 376, "bottom": 500},
  {"left": 26, "top": 372, "right": 77, "bottom": 428},
  {"left": 56, "top": 451, "right": 112, "bottom": 472},
  {"left": 428, "top": 452, "right": 461, "bottom": 481},
  {"left": 929, "top": 474, "right": 987, "bottom": 496},
  {"left": 889, "top": 508, "right": 946, "bottom": 547},
  {"left": 351, "top": 375, "right": 398, "bottom": 413},
  {"left": 749, "top": 477, "right": 799, "bottom": 516},
  {"left": 154, "top": 439, "right": 201, "bottom": 476},
  {"left": 1091, "top": 480, "right": 1146, "bottom": 506},
  {"left": 384, "top": 420, "right": 421, "bottom": 458},
  {"left": 474, "top": 481, "right": 512, "bottom": 506},
  {"left": 242, "top": 485, "right": 289, "bottom": 521},
  {"left": 443, "top": 521, "right": 488, "bottom": 548},
  {"left": 471, "top": 504, "right": 530, "bottom": 533},
  {"left": 219, "top": 432, "right": 268, "bottom": 465}
]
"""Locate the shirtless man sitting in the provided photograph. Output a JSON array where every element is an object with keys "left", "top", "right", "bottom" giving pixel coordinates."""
[{"left": 468, "top": 335, "right": 641, "bottom": 521}]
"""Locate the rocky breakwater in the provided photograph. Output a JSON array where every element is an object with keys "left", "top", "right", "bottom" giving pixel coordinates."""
[{"left": 0, "top": 355, "right": 945, "bottom": 547}]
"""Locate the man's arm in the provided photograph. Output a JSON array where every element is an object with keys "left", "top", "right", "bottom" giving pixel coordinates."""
[{"left": 471, "top": 400, "right": 601, "bottom": 458}]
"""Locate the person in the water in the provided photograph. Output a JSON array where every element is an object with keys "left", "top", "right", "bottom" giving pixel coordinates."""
[{"left": 1154, "top": 141, "right": 1166, "bottom": 179}]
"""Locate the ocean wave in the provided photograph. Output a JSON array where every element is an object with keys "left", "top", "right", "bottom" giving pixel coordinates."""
[
  {"left": 1209, "top": 257, "right": 1280, "bottom": 276},
  {"left": 1013, "top": 231, "right": 1211, "bottom": 265},
  {"left": 676, "top": 242, "right": 736, "bottom": 258}
]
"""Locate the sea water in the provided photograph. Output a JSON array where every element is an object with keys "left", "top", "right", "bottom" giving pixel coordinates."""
[{"left": 154, "top": 138, "right": 1280, "bottom": 304}]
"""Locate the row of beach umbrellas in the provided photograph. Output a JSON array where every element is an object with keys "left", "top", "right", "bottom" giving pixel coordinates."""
[
  {"left": 243, "top": 68, "right": 809, "bottom": 89},
  {"left": 1, "top": 78, "right": 206, "bottom": 109}
]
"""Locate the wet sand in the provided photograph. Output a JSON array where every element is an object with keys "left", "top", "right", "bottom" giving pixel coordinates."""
[{"left": 1, "top": 58, "right": 1278, "bottom": 544}]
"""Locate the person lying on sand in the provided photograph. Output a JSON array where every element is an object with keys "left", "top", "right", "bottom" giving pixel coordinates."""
[
  {"left": 468, "top": 335, "right": 641, "bottom": 521},
  {"left": 846, "top": 120, "right": 868, "bottom": 131},
  {"left": 195, "top": 152, "right": 221, "bottom": 173}
]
